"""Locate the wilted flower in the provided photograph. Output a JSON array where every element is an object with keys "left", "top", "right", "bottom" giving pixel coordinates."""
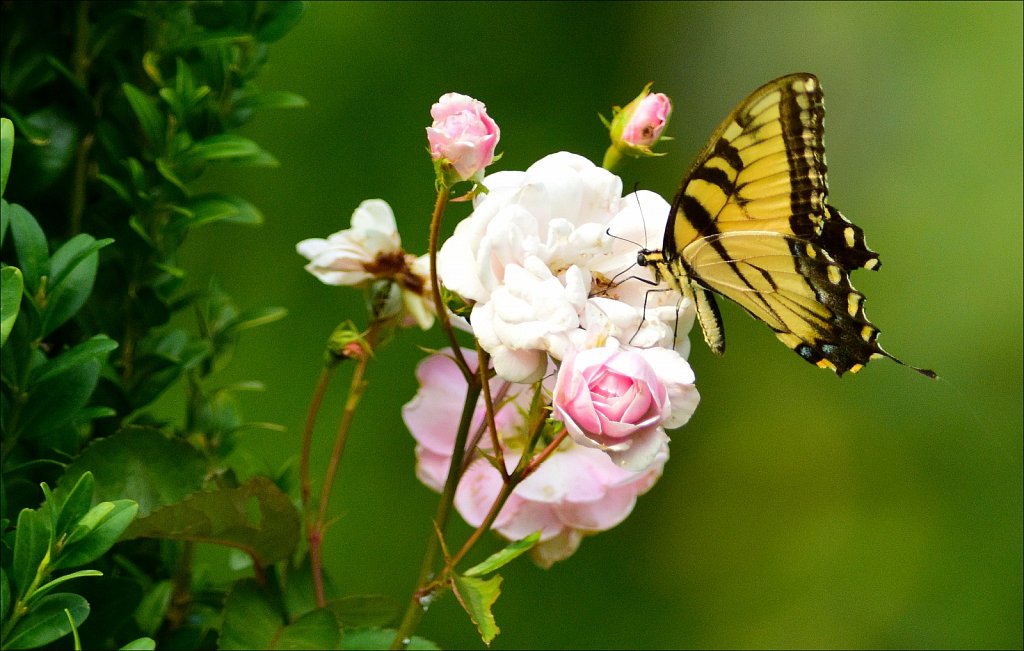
[
  {"left": 427, "top": 92, "right": 500, "bottom": 184},
  {"left": 297, "top": 199, "right": 434, "bottom": 329}
]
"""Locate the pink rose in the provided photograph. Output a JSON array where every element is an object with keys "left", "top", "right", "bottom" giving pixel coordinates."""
[
  {"left": 553, "top": 343, "right": 671, "bottom": 471},
  {"left": 621, "top": 91, "right": 671, "bottom": 148},
  {"left": 426, "top": 92, "right": 500, "bottom": 182}
]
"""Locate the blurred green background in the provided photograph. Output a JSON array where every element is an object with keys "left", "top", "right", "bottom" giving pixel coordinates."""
[{"left": 162, "top": 2, "right": 1022, "bottom": 648}]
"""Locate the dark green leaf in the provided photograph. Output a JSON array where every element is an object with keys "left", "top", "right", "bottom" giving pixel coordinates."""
[
  {"left": 1, "top": 198, "right": 9, "bottom": 247},
  {"left": 8, "top": 203, "right": 48, "bottom": 294},
  {"left": 154, "top": 158, "right": 189, "bottom": 195},
  {"left": 39, "top": 236, "right": 104, "bottom": 337},
  {"left": 12, "top": 507, "right": 51, "bottom": 601},
  {"left": 255, "top": 1, "right": 306, "bottom": 42},
  {"left": 463, "top": 531, "right": 540, "bottom": 577},
  {"left": 1, "top": 117, "right": 12, "bottom": 198},
  {"left": 186, "top": 193, "right": 263, "bottom": 227},
  {"left": 181, "top": 134, "right": 275, "bottom": 166},
  {"left": 123, "top": 477, "right": 299, "bottom": 566},
  {"left": 12, "top": 107, "right": 80, "bottom": 195},
  {"left": 56, "top": 500, "right": 138, "bottom": 569},
  {"left": 119, "top": 638, "right": 156, "bottom": 650},
  {"left": 3, "top": 592, "right": 89, "bottom": 650},
  {"left": 24, "top": 569, "right": 102, "bottom": 605},
  {"left": 121, "top": 83, "right": 165, "bottom": 153},
  {"left": 451, "top": 573, "right": 503, "bottom": 645},
  {"left": 218, "top": 579, "right": 283, "bottom": 650},
  {"left": 340, "top": 628, "right": 441, "bottom": 650},
  {"left": 1, "top": 266, "right": 23, "bottom": 348},
  {"left": 1, "top": 568, "right": 11, "bottom": 622},
  {"left": 46, "top": 235, "right": 114, "bottom": 303},
  {"left": 134, "top": 580, "right": 171, "bottom": 637},
  {"left": 17, "top": 359, "right": 99, "bottom": 440},
  {"left": 59, "top": 427, "right": 207, "bottom": 517},
  {"left": 235, "top": 91, "right": 308, "bottom": 111},
  {"left": 325, "top": 595, "right": 400, "bottom": 627},
  {"left": 275, "top": 608, "right": 339, "bottom": 650},
  {"left": 53, "top": 472, "right": 95, "bottom": 539},
  {"left": 29, "top": 335, "right": 118, "bottom": 386}
]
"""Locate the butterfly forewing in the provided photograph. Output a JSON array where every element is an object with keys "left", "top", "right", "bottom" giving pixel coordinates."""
[{"left": 643, "top": 73, "right": 934, "bottom": 377}]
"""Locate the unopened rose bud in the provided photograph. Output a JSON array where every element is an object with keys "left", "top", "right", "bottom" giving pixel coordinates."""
[
  {"left": 602, "top": 83, "right": 672, "bottom": 170},
  {"left": 426, "top": 92, "right": 500, "bottom": 185}
]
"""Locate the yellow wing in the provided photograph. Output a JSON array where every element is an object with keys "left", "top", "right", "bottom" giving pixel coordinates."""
[{"left": 639, "top": 73, "right": 934, "bottom": 377}]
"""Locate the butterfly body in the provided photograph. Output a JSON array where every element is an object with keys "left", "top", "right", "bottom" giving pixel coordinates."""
[{"left": 637, "top": 73, "right": 934, "bottom": 378}]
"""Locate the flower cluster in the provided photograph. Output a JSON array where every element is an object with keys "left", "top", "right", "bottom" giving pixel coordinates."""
[{"left": 300, "top": 89, "right": 694, "bottom": 567}]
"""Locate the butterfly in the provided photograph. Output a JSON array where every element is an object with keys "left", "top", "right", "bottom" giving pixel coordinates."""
[{"left": 636, "top": 73, "right": 935, "bottom": 378}]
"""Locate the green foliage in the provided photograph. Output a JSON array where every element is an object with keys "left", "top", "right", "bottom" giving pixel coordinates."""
[{"left": 1, "top": 2, "right": 307, "bottom": 649}]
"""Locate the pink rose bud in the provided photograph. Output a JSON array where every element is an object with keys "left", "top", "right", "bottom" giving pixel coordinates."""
[
  {"left": 426, "top": 92, "right": 500, "bottom": 184},
  {"left": 602, "top": 83, "right": 671, "bottom": 169},
  {"left": 552, "top": 343, "right": 671, "bottom": 471}
]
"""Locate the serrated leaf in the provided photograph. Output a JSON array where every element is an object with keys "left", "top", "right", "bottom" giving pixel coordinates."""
[
  {"left": 463, "top": 531, "right": 541, "bottom": 577},
  {"left": 340, "top": 628, "right": 441, "bottom": 650},
  {"left": 122, "top": 477, "right": 298, "bottom": 566},
  {"left": 3, "top": 592, "right": 89, "bottom": 649},
  {"left": 186, "top": 193, "right": 263, "bottom": 227},
  {"left": 59, "top": 427, "right": 207, "bottom": 517},
  {"left": 121, "top": 83, "right": 165, "bottom": 152},
  {"left": 325, "top": 594, "right": 400, "bottom": 627},
  {"left": 1, "top": 266, "right": 23, "bottom": 347},
  {"left": 218, "top": 579, "right": 280, "bottom": 650},
  {"left": 56, "top": 500, "right": 137, "bottom": 569},
  {"left": 29, "top": 335, "right": 118, "bottom": 386},
  {"left": 235, "top": 91, "right": 308, "bottom": 111},
  {"left": 1, "top": 117, "right": 13, "bottom": 198},
  {"left": 8, "top": 202, "right": 48, "bottom": 294},
  {"left": 451, "top": 573, "right": 502, "bottom": 645},
  {"left": 276, "top": 608, "right": 339, "bottom": 650}
]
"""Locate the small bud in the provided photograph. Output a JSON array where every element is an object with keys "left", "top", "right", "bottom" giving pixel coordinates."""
[
  {"left": 426, "top": 92, "right": 500, "bottom": 185},
  {"left": 325, "top": 321, "right": 370, "bottom": 365},
  {"left": 602, "top": 83, "right": 672, "bottom": 170}
]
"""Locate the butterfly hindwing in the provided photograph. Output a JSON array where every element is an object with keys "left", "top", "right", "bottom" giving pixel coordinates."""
[{"left": 640, "top": 73, "right": 934, "bottom": 377}]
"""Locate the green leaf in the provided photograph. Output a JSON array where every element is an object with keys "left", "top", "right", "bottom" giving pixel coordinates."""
[
  {"left": 56, "top": 500, "right": 138, "bottom": 569},
  {"left": 275, "top": 608, "right": 339, "bottom": 650},
  {"left": 1, "top": 117, "right": 13, "bottom": 198},
  {"left": 2, "top": 592, "right": 89, "bottom": 650},
  {"left": 12, "top": 507, "right": 51, "bottom": 599},
  {"left": 451, "top": 573, "right": 503, "bottom": 646},
  {"left": 154, "top": 157, "right": 189, "bottom": 194},
  {"left": 235, "top": 91, "right": 308, "bottom": 111},
  {"left": 255, "top": 1, "right": 306, "bottom": 42},
  {"left": 1, "top": 266, "right": 23, "bottom": 347},
  {"left": 39, "top": 235, "right": 111, "bottom": 337},
  {"left": 119, "top": 638, "right": 156, "bottom": 650},
  {"left": 340, "top": 628, "right": 441, "bottom": 650},
  {"left": 16, "top": 358, "right": 100, "bottom": 440},
  {"left": 181, "top": 134, "right": 276, "bottom": 166},
  {"left": 53, "top": 472, "right": 95, "bottom": 539},
  {"left": 121, "top": 83, "right": 165, "bottom": 152},
  {"left": 325, "top": 594, "right": 400, "bottom": 628},
  {"left": 46, "top": 234, "right": 113, "bottom": 305},
  {"left": 218, "top": 579, "right": 282, "bottom": 650},
  {"left": 1, "top": 568, "right": 11, "bottom": 622},
  {"left": 133, "top": 580, "right": 171, "bottom": 637},
  {"left": 123, "top": 477, "right": 299, "bottom": 566},
  {"left": 1, "top": 198, "right": 10, "bottom": 247},
  {"left": 24, "top": 569, "right": 102, "bottom": 605},
  {"left": 463, "top": 531, "right": 541, "bottom": 577},
  {"left": 59, "top": 427, "right": 207, "bottom": 517},
  {"left": 8, "top": 202, "right": 48, "bottom": 294},
  {"left": 29, "top": 335, "right": 118, "bottom": 386},
  {"left": 186, "top": 193, "right": 263, "bottom": 227}
]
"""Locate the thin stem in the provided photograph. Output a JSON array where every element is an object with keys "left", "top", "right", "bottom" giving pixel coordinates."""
[
  {"left": 427, "top": 187, "right": 472, "bottom": 379},
  {"left": 475, "top": 346, "right": 506, "bottom": 479},
  {"left": 300, "top": 367, "right": 334, "bottom": 511}
]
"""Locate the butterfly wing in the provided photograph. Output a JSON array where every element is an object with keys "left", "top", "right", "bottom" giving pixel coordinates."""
[{"left": 659, "top": 73, "right": 932, "bottom": 376}]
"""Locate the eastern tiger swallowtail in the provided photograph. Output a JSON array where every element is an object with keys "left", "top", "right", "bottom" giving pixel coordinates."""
[{"left": 636, "top": 73, "right": 935, "bottom": 378}]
